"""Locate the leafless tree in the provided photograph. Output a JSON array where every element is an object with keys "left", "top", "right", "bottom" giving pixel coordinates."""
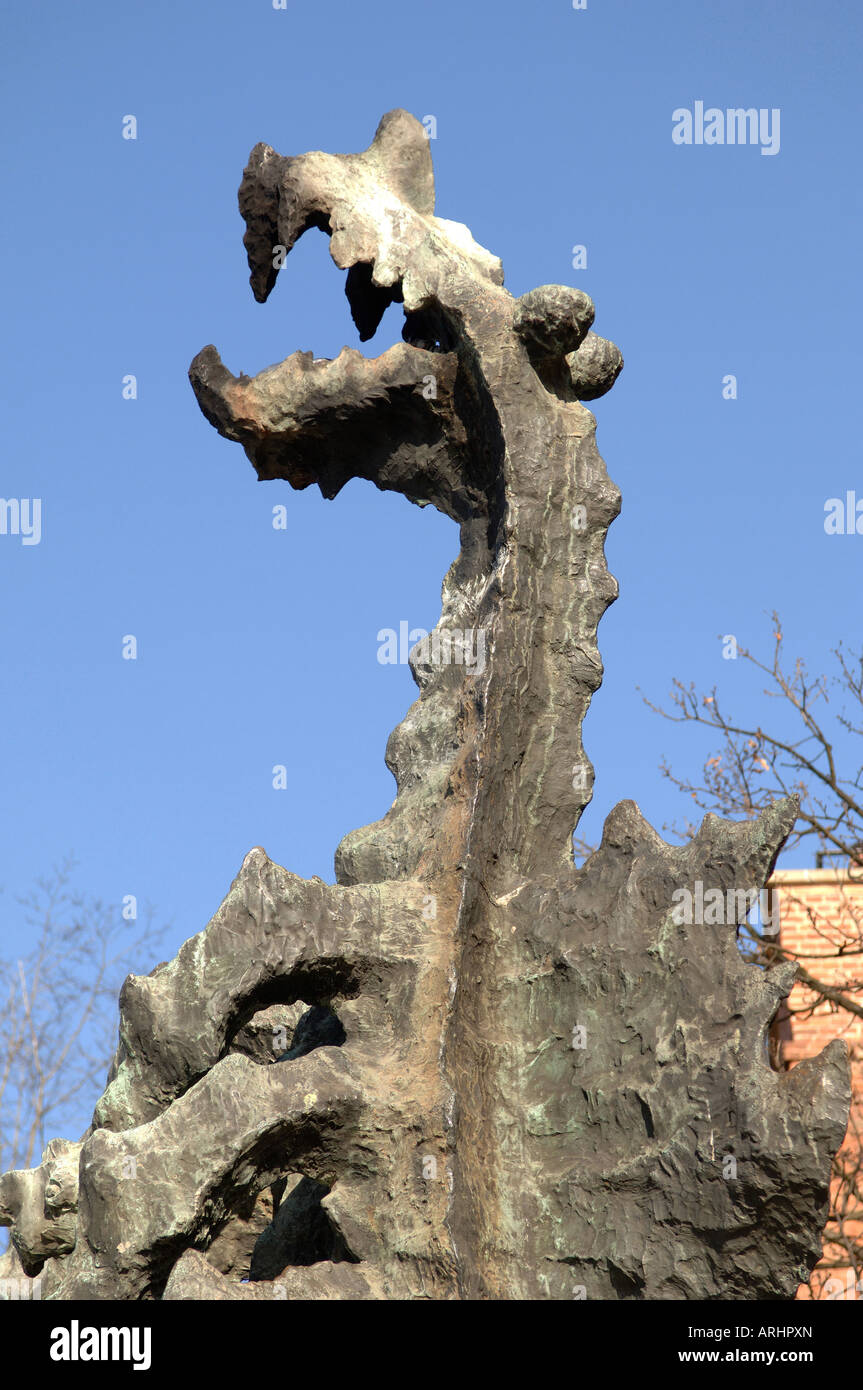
[
  {"left": 642, "top": 614, "right": 863, "bottom": 1297},
  {"left": 0, "top": 859, "right": 168, "bottom": 1251}
]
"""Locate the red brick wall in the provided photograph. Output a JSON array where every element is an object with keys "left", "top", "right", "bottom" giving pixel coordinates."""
[{"left": 770, "top": 871, "right": 863, "bottom": 1300}]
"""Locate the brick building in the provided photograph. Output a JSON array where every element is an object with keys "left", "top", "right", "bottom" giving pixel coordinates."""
[{"left": 769, "top": 869, "right": 863, "bottom": 1299}]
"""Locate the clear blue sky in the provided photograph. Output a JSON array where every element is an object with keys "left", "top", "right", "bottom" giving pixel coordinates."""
[{"left": 1, "top": 0, "right": 861, "bottom": 983}]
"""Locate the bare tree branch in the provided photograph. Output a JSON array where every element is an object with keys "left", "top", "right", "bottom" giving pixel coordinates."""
[
  {"left": 0, "top": 860, "right": 169, "bottom": 1251},
  {"left": 642, "top": 615, "right": 863, "bottom": 1297}
]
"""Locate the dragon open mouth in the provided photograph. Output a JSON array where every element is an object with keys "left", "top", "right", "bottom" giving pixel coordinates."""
[{"left": 189, "top": 108, "right": 620, "bottom": 522}]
